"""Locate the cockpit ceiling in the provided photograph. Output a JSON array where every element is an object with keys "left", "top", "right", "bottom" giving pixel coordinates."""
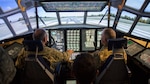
[{"left": 40, "top": 1, "right": 107, "bottom": 12}]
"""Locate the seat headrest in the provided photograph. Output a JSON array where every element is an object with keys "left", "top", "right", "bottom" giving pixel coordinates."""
[
  {"left": 108, "top": 38, "right": 127, "bottom": 51},
  {"left": 23, "top": 40, "right": 43, "bottom": 51}
]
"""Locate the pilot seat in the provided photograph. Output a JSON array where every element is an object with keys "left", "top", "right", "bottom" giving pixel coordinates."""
[
  {"left": 95, "top": 38, "right": 131, "bottom": 84},
  {"left": 20, "top": 40, "right": 54, "bottom": 84}
]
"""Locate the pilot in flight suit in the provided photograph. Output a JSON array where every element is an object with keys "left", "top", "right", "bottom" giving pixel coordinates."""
[
  {"left": 92, "top": 28, "right": 127, "bottom": 68},
  {"left": 15, "top": 28, "right": 73, "bottom": 71}
]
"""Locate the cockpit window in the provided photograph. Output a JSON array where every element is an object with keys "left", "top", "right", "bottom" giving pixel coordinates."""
[
  {"left": 116, "top": 11, "right": 137, "bottom": 33},
  {"left": 27, "top": 7, "right": 59, "bottom": 29},
  {"left": 87, "top": 6, "right": 117, "bottom": 27},
  {"left": 38, "top": 7, "right": 58, "bottom": 27},
  {"left": 109, "top": 6, "right": 117, "bottom": 26},
  {"left": 103, "top": 6, "right": 117, "bottom": 27},
  {"left": 60, "top": 12, "right": 84, "bottom": 24},
  {"left": 125, "top": 0, "right": 145, "bottom": 10},
  {"left": 87, "top": 12, "right": 102, "bottom": 25},
  {"left": 27, "top": 8, "right": 36, "bottom": 29},
  {"left": 0, "top": 0, "right": 18, "bottom": 12},
  {"left": 131, "top": 17, "right": 150, "bottom": 40},
  {"left": 0, "top": 19, "right": 13, "bottom": 40},
  {"left": 144, "top": 3, "right": 150, "bottom": 13},
  {"left": 7, "top": 13, "right": 28, "bottom": 35}
]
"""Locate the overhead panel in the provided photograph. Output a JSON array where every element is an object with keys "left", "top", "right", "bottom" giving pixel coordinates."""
[{"left": 40, "top": 1, "right": 107, "bottom": 12}]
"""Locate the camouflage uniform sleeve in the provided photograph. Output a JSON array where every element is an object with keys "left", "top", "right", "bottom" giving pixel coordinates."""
[
  {"left": 44, "top": 47, "right": 71, "bottom": 63},
  {"left": 43, "top": 47, "right": 71, "bottom": 70},
  {"left": 52, "top": 48, "right": 71, "bottom": 61},
  {"left": 15, "top": 48, "right": 26, "bottom": 69}
]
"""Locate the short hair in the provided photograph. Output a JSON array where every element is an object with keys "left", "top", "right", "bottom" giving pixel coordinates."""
[
  {"left": 103, "top": 28, "right": 116, "bottom": 39},
  {"left": 73, "top": 53, "right": 97, "bottom": 84},
  {"left": 32, "top": 29, "right": 47, "bottom": 41}
]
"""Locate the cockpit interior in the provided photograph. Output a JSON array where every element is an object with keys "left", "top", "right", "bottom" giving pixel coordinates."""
[{"left": 0, "top": 0, "right": 150, "bottom": 84}]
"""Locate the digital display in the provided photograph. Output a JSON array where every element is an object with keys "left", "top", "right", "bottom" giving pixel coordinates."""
[
  {"left": 67, "top": 30, "right": 80, "bottom": 51},
  {"left": 5, "top": 42, "right": 23, "bottom": 59},
  {"left": 66, "top": 80, "right": 76, "bottom": 84},
  {"left": 126, "top": 40, "right": 144, "bottom": 56},
  {"left": 51, "top": 30, "right": 65, "bottom": 51},
  {"left": 97, "top": 30, "right": 102, "bottom": 48},
  {"left": 82, "top": 29, "right": 95, "bottom": 51},
  {"left": 135, "top": 49, "right": 150, "bottom": 69},
  {"left": 127, "top": 39, "right": 134, "bottom": 47}
]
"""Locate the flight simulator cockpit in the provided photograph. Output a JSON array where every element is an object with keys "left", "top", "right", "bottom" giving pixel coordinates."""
[{"left": 0, "top": 0, "right": 150, "bottom": 84}]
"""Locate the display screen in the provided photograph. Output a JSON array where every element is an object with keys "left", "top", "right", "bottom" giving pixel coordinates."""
[
  {"left": 5, "top": 42, "right": 23, "bottom": 59},
  {"left": 82, "top": 29, "right": 95, "bottom": 51},
  {"left": 67, "top": 30, "right": 80, "bottom": 51},
  {"left": 66, "top": 80, "right": 76, "bottom": 84},
  {"left": 51, "top": 30, "right": 65, "bottom": 51},
  {"left": 97, "top": 29, "right": 102, "bottom": 49},
  {"left": 135, "top": 49, "right": 150, "bottom": 69},
  {"left": 126, "top": 40, "right": 144, "bottom": 56},
  {"left": 127, "top": 39, "right": 135, "bottom": 47}
]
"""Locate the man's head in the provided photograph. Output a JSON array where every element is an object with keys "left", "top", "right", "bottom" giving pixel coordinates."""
[
  {"left": 101, "top": 28, "right": 116, "bottom": 46},
  {"left": 73, "top": 53, "right": 98, "bottom": 84},
  {"left": 32, "top": 29, "right": 48, "bottom": 44}
]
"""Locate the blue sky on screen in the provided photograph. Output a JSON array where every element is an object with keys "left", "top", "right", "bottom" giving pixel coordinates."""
[
  {"left": 0, "top": 0, "right": 18, "bottom": 11},
  {"left": 0, "top": 0, "right": 149, "bottom": 12},
  {"left": 145, "top": 3, "right": 150, "bottom": 12},
  {"left": 0, "top": 0, "right": 149, "bottom": 22},
  {"left": 125, "top": 0, "right": 145, "bottom": 10}
]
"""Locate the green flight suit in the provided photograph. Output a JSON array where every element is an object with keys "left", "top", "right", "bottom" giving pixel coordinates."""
[{"left": 15, "top": 46, "right": 71, "bottom": 70}]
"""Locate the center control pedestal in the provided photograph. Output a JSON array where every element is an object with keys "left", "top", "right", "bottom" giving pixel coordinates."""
[{"left": 126, "top": 39, "right": 150, "bottom": 84}]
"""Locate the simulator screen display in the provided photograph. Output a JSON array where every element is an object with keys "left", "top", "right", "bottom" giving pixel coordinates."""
[
  {"left": 67, "top": 30, "right": 80, "bottom": 51},
  {"left": 135, "top": 49, "right": 150, "bottom": 69},
  {"left": 82, "top": 29, "right": 95, "bottom": 51},
  {"left": 126, "top": 40, "right": 144, "bottom": 56},
  {"left": 97, "top": 30, "right": 102, "bottom": 49},
  {"left": 51, "top": 30, "right": 65, "bottom": 51}
]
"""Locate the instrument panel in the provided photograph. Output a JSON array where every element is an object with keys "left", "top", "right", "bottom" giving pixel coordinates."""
[
  {"left": 5, "top": 42, "right": 23, "bottom": 59},
  {"left": 134, "top": 49, "right": 150, "bottom": 69},
  {"left": 97, "top": 30, "right": 102, "bottom": 48},
  {"left": 67, "top": 30, "right": 80, "bottom": 51},
  {"left": 50, "top": 30, "right": 65, "bottom": 51},
  {"left": 49, "top": 28, "right": 103, "bottom": 52},
  {"left": 126, "top": 39, "right": 145, "bottom": 57},
  {"left": 82, "top": 29, "right": 95, "bottom": 51}
]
